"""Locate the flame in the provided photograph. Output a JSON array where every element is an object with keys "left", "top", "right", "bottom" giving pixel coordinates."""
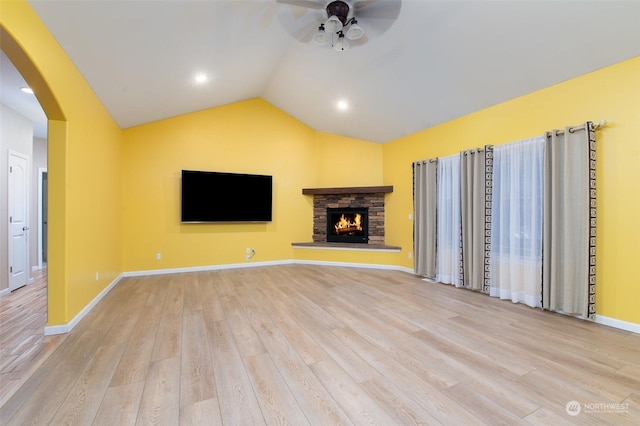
[{"left": 335, "top": 213, "right": 362, "bottom": 233}]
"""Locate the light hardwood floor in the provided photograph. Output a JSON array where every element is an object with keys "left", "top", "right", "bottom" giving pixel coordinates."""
[
  {"left": 1, "top": 265, "right": 638, "bottom": 425},
  {"left": 0, "top": 270, "right": 66, "bottom": 407}
]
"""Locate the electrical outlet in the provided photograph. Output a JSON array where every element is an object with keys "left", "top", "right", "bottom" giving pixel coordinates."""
[
  {"left": 408, "top": 213, "right": 413, "bottom": 220},
  {"left": 408, "top": 252, "right": 412, "bottom": 259},
  {"left": 156, "top": 252, "right": 161, "bottom": 260},
  {"left": 96, "top": 272, "right": 99, "bottom": 281},
  {"left": 246, "top": 248, "right": 256, "bottom": 260}
]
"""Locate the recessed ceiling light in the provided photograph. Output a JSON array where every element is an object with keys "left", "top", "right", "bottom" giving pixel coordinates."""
[
  {"left": 20, "top": 87, "right": 34, "bottom": 94},
  {"left": 337, "top": 100, "right": 348, "bottom": 111},
  {"left": 194, "top": 73, "right": 208, "bottom": 84}
]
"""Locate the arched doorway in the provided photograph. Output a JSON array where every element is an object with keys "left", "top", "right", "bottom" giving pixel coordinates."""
[{"left": 1, "top": 24, "right": 66, "bottom": 330}]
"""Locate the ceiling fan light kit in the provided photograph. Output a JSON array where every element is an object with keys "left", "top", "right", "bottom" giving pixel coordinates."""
[
  {"left": 278, "top": 0, "right": 402, "bottom": 52},
  {"left": 313, "top": 24, "right": 329, "bottom": 45},
  {"left": 334, "top": 32, "right": 349, "bottom": 51},
  {"left": 345, "top": 19, "right": 364, "bottom": 40},
  {"left": 324, "top": 15, "right": 343, "bottom": 33}
]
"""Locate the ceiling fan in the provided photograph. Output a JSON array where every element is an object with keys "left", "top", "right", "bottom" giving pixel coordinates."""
[{"left": 276, "top": 0, "right": 402, "bottom": 51}]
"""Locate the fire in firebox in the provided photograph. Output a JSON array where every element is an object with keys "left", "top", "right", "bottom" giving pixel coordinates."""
[
  {"left": 334, "top": 213, "right": 362, "bottom": 235},
  {"left": 327, "top": 208, "right": 368, "bottom": 243}
]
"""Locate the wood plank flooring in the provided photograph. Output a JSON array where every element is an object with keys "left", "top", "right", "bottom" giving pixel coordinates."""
[
  {"left": 0, "top": 270, "right": 66, "bottom": 407},
  {"left": 1, "top": 265, "right": 639, "bottom": 425}
]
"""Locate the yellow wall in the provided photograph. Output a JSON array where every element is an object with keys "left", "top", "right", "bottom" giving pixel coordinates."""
[
  {"left": 383, "top": 56, "right": 640, "bottom": 324},
  {"left": 121, "top": 99, "right": 393, "bottom": 271},
  {"left": 1, "top": 0, "right": 123, "bottom": 325},
  {"left": 313, "top": 132, "right": 384, "bottom": 187}
]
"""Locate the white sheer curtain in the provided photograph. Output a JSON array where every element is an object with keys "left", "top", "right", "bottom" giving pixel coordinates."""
[
  {"left": 490, "top": 136, "right": 545, "bottom": 307},
  {"left": 435, "top": 155, "right": 461, "bottom": 287}
]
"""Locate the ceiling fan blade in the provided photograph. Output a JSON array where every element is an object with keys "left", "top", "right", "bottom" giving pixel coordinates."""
[
  {"left": 298, "top": 25, "right": 320, "bottom": 43},
  {"left": 354, "top": 0, "right": 401, "bottom": 20},
  {"left": 354, "top": 0, "right": 378, "bottom": 9},
  {"left": 276, "top": 0, "right": 325, "bottom": 10},
  {"left": 277, "top": 1, "right": 324, "bottom": 43}
]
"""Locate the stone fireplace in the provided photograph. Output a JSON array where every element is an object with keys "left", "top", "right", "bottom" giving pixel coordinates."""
[{"left": 302, "top": 186, "right": 392, "bottom": 245}]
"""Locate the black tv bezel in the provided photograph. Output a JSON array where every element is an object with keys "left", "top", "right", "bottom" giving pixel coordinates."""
[{"left": 180, "top": 169, "right": 273, "bottom": 223}]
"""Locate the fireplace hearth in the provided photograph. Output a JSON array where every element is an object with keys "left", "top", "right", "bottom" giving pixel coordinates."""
[{"left": 327, "top": 208, "right": 368, "bottom": 244}]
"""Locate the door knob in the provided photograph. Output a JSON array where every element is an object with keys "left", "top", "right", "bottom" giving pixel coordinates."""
[{"left": 23, "top": 226, "right": 29, "bottom": 231}]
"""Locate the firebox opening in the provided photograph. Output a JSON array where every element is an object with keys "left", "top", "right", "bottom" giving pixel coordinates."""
[{"left": 327, "top": 207, "right": 368, "bottom": 244}]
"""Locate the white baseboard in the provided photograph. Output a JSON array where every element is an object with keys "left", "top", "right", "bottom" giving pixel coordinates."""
[
  {"left": 594, "top": 315, "right": 640, "bottom": 334},
  {"left": 0, "top": 281, "right": 34, "bottom": 297},
  {"left": 44, "top": 273, "right": 124, "bottom": 336},
  {"left": 43, "top": 324, "right": 70, "bottom": 335}
]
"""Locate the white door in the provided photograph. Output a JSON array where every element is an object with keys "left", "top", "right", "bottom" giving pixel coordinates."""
[
  {"left": 38, "top": 168, "right": 47, "bottom": 268},
  {"left": 8, "top": 151, "right": 30, "bottom": 291}
]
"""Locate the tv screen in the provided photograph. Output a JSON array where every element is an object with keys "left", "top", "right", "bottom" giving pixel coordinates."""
[{"left": 181, "top": 170, "right": 273, "bottom": 223}]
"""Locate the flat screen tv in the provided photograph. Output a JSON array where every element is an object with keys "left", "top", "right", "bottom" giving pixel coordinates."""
[{"left": 181, "top": 170, "right": 273, "bottom": 223}]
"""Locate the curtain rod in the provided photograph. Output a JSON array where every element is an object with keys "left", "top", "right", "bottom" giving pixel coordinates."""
[
  {"left": 552, "top": 120, "right": 607, "bottom": 136},
  {"left": 413, "top": 158, "right": 438, "bottom": 166},
  {"left": 415, "top": 120, "right": 607, "bottom": 166}
]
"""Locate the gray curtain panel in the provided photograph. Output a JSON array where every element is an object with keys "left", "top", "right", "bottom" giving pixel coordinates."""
[
  {"left": 542, "top": 122, "right": 596, "bottom": 318},
  {"left": 460, "top": 148, "right": 486, "bottom": 291},
  {"left": 413, "top": 159, "right": 438, "bottom": 278}
]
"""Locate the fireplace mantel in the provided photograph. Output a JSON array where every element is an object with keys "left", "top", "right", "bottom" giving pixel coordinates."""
[{"left": 302, "top": 186, "right": 393, "bottom": 195}]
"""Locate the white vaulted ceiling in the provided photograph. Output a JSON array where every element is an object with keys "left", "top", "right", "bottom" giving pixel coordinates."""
[{"left": 3, "top": 0, "right": 640, "bottom": 143}]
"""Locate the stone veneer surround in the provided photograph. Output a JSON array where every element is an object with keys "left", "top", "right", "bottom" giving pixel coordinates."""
[{"left": 312, "top": 193, "right": 386, "bottom": 244}]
